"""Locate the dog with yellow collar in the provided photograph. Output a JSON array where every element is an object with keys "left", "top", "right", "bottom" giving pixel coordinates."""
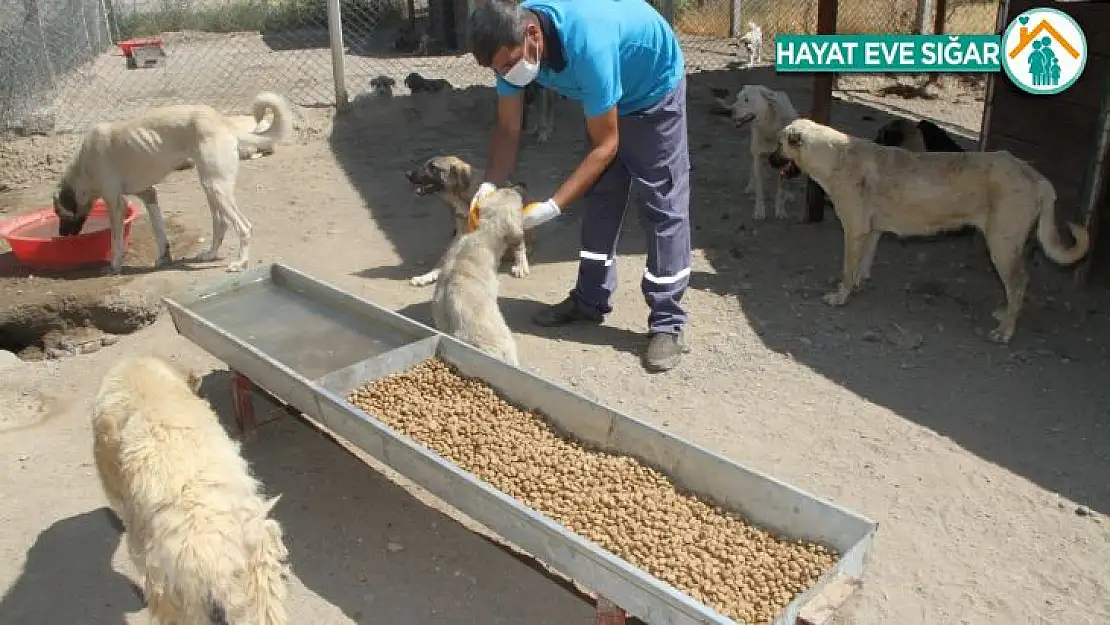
[
  {"left": 405, "top": 155, "right": 532, "bottom": 287},
  {"left": 432, "top": 184, "right": 528, "bottom": 366}
]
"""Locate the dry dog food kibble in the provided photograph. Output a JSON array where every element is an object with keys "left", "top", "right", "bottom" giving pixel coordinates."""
[{"left": 347, "top": 358, "right": 837, "bottom": 624}]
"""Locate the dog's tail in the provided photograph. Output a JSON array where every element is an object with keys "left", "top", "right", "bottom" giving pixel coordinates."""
[
  {"left": 236, "top": 92, "right": 293, "bottom": 155},
  {"left": 204, "top": 497, "right": 289, "bottom": 625},
  {"left": 244, "top": 497, "right": 290, "bottom": 625},
  {"left": 1035, "top": 176, "right": 1090, "bottom": 266}
]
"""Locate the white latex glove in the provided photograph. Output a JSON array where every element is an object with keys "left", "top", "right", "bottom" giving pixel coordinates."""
[
  {"left": 469, "top": 182, "right": 497, "bottom": 215},
  {"left": 522, "top": 199, "right": 561, "bottom": 230}
]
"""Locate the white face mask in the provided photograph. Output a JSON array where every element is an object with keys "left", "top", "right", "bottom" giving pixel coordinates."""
[{"left": 502, "top": 38, "right": 539, "bottom": 87}]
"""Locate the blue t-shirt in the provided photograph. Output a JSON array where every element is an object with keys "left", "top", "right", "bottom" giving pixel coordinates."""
[{"left": 494, "top": 0, "right": 685, "bottom": 118}]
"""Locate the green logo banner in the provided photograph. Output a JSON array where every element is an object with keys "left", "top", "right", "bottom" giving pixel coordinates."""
[{"left": 775, "top": 35, "right": 1003, "bottom": 73}]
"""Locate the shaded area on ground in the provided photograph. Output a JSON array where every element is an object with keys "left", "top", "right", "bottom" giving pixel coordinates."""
[{"left": 0, "top": 508, "right": 143, "bottom": 625}]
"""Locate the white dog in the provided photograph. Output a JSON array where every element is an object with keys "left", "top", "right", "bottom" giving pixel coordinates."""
[
  {"left": 92, "top": 356, "right": 289, "bottom": 624},
  {"left": 769, "top": 118, "right": 1090, "bottom": 342},
  {"left": 369, "top": 75, "right": 396, "bottom": 98},
  {"left": 54, "top": 91, "right": 292, "bottom": 275},
  {"left": 432, "top": 185, "right": 527, "bottom": 366},
  {"left": 739, "top": 22, "right": 764, "bottom": 67},
  {"left": 719, "top": 84, "right": 800, "bottom": 220}
]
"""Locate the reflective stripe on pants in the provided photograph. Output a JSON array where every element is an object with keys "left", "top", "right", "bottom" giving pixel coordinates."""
[{"left": 570, "top": 78, "right": 692, "bottom": 335}]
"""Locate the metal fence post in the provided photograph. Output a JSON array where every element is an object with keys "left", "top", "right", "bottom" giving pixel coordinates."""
[
  {"left": 326, "top": 0, "right": 349, "bottom": 113},
  {"left": 805, "top": 0, "right": 839, "bottom": 223}
]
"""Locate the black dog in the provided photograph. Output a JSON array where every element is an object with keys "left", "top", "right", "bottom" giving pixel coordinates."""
[
  {"left": 404, "top": 72, "right": 452, "bottom": 94},
  {"left": 874, "top": 118, "right": 965, "bottom": 153}
]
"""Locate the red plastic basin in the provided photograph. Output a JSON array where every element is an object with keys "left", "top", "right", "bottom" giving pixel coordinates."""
[
  {"left": 118, "top": 38, "right": 164, "bottom": 58},
  {"left": 0, "top": 200, "right": 140, "bottom": 271}
]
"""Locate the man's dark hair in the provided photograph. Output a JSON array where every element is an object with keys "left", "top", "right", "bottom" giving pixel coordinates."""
[{"left": 469, "top": 0, "right": 531, "bottom": 67}]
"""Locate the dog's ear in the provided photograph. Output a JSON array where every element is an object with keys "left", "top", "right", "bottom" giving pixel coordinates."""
[
  {"left": 185, "top": 370, "right": 203, "bottom": 395},
  {"left": 785, "top": 128, "right": 803, "bottom": 148},
  {"left": 450, "top": 164, "right": 471, "bottom": 191},
  {"left": 764, "top": 89, "right": 780, "bottom": 115},
  {"left": 386, "top": 77, "right": 396, "bottom": 86},
  {"left": 874, "top": 121, "right": 902, "bottom": 146},
  {"left": 53, "top": 182, "right": 78, "bottom": 217}
]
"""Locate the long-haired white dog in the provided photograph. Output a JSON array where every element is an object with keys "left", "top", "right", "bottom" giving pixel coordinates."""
[
  {"left": 432, "top": 184, "right": 527, "bottom": 366},
  {"left": 718, "top": 84, "right": 800, "bottom": 220},
  {"left": 92, "top": 356, "right": 290, "bottom": 624}
]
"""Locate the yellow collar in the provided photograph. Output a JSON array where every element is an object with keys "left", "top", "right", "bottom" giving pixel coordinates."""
[{"left": 467, "top": 204, "right": 480, "bottom": 233}]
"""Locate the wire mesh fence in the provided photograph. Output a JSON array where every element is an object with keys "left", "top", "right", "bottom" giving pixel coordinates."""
[
  {"left": 0, "top": 0, "right": 1002, "bottom": 137},
  {"left": 670, "top": 0, "right": 1000, "bottom": 133},
  {"left": 671, "top": 0, "right": 1000, "bottom": 68},
  {"left": 0, "top": 0, "right": 495, "bottom": 135},
  {"left": 1, "top": 0, "right": 114, "bottom": 132}
]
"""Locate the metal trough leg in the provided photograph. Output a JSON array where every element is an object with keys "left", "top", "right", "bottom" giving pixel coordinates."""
[
  {"left": 595, "top": 597, "right": 626, "bottom": 624},
  {"left": 231, "top": 370, "right": 258, "bottom": 440}
]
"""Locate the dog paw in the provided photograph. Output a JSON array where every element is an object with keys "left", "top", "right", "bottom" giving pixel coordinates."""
[
  {"left": 774, "top": 207, "right": 790, "bottom": 220},
  {"left": 510, "top": 263, "right": 530, "bottom": 278},
  {"left": 537, "top": 130, "right": 551, "bottom": 144},
  {"left": 987, "top": 326, "right": 1013, "bottom": 343},
  {"left": 409, "top": 273, "right": 437, "bottom": 287},
  {"left": 822, "top": 289, "right": 849, "bottom": 307},
  {"left": 752, "top": 205, "right": 768, "bottom": 220},
  {"left": 226, "top": 260, "right": 248, "bottom": 273}
]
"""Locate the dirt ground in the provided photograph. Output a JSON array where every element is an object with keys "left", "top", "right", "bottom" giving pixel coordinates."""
[{"left": 1, "top": 66, "right": 1108, "bottom": 625}]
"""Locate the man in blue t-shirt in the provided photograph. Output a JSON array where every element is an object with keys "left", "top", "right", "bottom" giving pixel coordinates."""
[{"left": 468, "top": 0, "right": 692, "bottom": 372}]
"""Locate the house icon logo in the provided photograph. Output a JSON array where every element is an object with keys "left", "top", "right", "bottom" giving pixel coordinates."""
[{"left": 1001, "top": 7, "right": 1087, "bottom": 95}]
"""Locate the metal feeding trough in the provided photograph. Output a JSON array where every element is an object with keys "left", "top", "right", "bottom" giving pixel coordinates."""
[{"left": 164, "top": 262, "right": 878, "bottom": 625}]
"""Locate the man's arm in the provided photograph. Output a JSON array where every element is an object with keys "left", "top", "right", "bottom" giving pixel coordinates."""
[
  {"left": 550, "top": 106, "right": 618, "bottom": 209},
  {"left": 484, "top": 93, "right": 525, "bottom": 185}
]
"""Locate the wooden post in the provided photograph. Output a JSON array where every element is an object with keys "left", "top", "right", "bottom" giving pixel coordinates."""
[
  {"left": 326, "top": 0, "right": 349, "bottom": 113},
  {"left": 661, "top": 0, "right": 676, "bottom": 26},
  {"left": 915, "top": 0, "right": 934, "bottom": 34},
  {"left": 1074, "top": 73, "right": 1110, "bottom": 285},
  {"left": 729, "top": 0, "right": 743, "bottom": 38},
  {"left": 804, "top": 0, "right": 838, "bottom": 224},
  {"left": 231, "top": 370, "right": 258, "bottom": 441},
  {"left": 595, "top": 597, "right": 626, "bottom": 624},
  {"left": 932, "top": 0, "right": 947, "bottom": 34}
]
